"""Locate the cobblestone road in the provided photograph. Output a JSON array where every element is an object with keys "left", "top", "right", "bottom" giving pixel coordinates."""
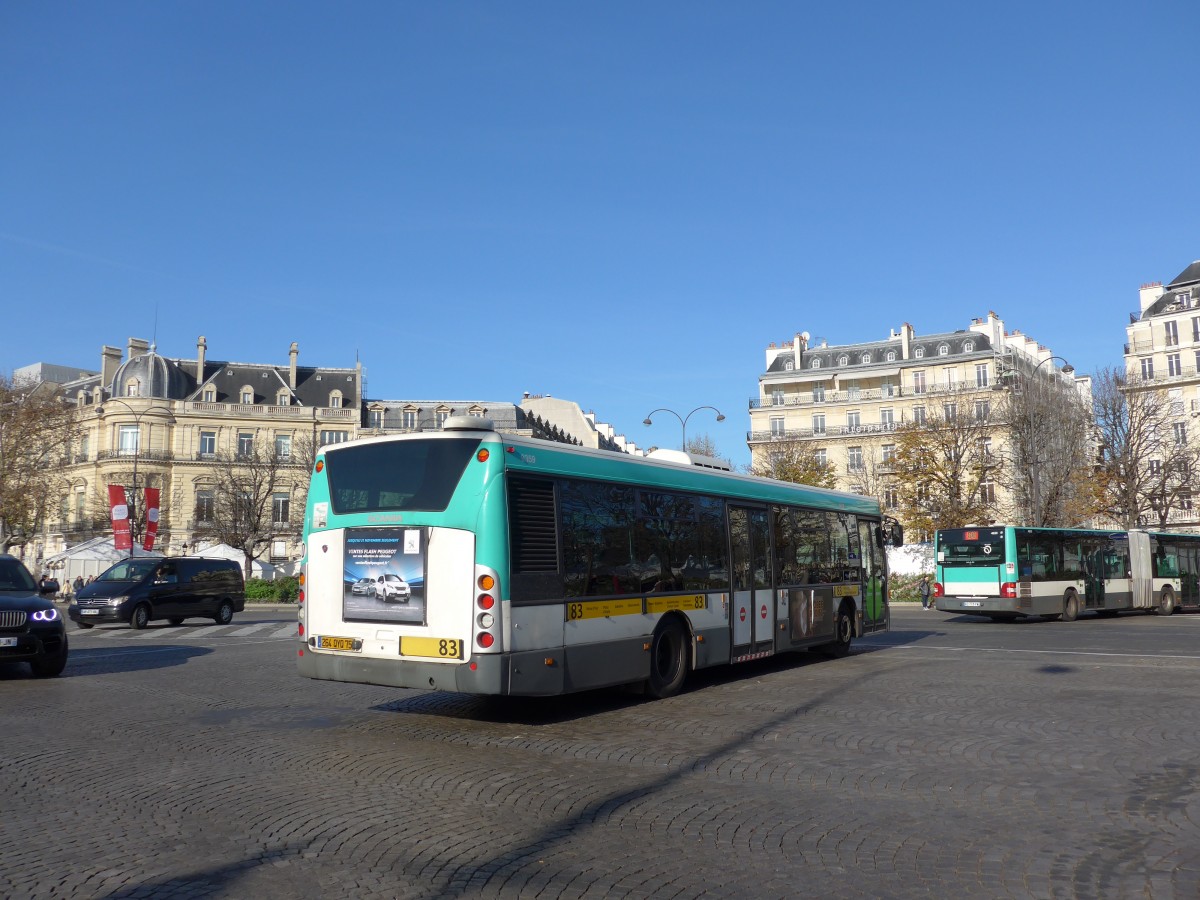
[{"left": 3, "top": 607, "right": 1200, "bottom": 898}]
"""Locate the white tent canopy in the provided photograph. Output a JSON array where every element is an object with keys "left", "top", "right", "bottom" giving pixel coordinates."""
[
  {"left": 185, "top": 541, "right": 277, "bottom": 579},
  {"left": 41, "top": 537, "right": 163, "bottom": 585}
]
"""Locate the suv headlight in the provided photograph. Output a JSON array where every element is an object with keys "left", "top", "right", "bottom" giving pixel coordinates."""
[{"left": 31, "top": 608, "right": 59, "bottom": 622}]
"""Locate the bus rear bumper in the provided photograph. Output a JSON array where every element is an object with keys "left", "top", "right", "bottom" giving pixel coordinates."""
[
  {"left": 296, "top": 644, "right": 571, "bottom": 696},
  {"left": 936, "top": 598, "right": 1021, "bottom": 615}
]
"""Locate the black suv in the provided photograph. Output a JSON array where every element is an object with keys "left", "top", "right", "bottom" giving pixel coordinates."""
[
  {"left": 0, "top": 555, "right": 69, "bottom": 677},
  {"left": 69, "top": 557, "right": 246, "bottom": 629}
]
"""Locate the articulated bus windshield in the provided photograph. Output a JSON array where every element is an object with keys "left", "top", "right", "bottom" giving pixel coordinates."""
[
  {"left": 324, "top": 438, "right": 482, "bottom": 514},
  {"left": 938, "top": 527, "right": 1007, "bottom": 566}
]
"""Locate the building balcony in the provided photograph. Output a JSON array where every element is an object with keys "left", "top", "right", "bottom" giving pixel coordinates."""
[
  {"left": 1124, "top": 366, "right": 1200, "bottom": 388},
  {"left": 180, "top": 401, "right": 357, "bottom": 421},
  {"left": 96, "top": 449, "right": 175, "bottom": 463},
  {"left": 748, "top": 422, "right": 901, "bottom": 443},
  {"left": 751, "top": 381, "right": 992, "bottom": 410}
]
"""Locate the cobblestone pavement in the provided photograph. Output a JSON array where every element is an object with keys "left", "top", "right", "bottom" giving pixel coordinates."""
[{"left": 4, "top": 607, "right": 1200, "bottom": 899}]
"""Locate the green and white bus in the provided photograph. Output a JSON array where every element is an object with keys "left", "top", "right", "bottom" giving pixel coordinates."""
[
  {"left": 934, "top": 525, "right": 1190, "bottom": 621},
  {"left": 297, "top": 417, "right": 900, "bottom": 698}
]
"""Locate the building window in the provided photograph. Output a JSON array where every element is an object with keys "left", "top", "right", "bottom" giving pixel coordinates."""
[
  {"left": 1141, "top": 358, "right": 1154, "bottom": 380},
  {"left": 811, "top": 358, "right": 822, "bottom": 369},
  {"left": 329, "top": 391, "right": 342, "bottom": 408},
  {"left": 975, "top": 400, "right": 990, "bottom": 421},
  {"left": 881, "top": 408, "right": 894, "bottom": 427},
  {"left": 271, "top": 539, "right": 288, "bottom": 560},
  {"left": 847, "top": 382, "right": 861, "bottom": 401},
  {"left": 838, "top": 354, "right": 849, "bottom": 367},
  {"left": 979, "top": 478, "right": 996, "bottom": 504},
  {"left": 975, "top": 364, "right": 989, "bottom": 387},
  {"left": 815, "top": 448, "right": 827, "bottom": 466},
  {"left": 203, "top": 387, "right": 216, "bottom": 402},
  {"left": 195, "top": 490, "right": 214, "bottom": 523},
  {"left": 886, "top": 350, "right": 896, "bottom": 362},
  {"left": 401, "top": 410, "right": 417, "bottom": 429},
  {"left": 79, "top": 434, "right": 89, "bottom": 461},
  {"left": 771, "top": 390, "right": 784, "bottom": 406},
  {"left": 912, "top": 371, "right": 926, "bottom": 394},
  {"left": 1168, "top": 353, "right": 1183, "bottom": 377},
  {"left": 847, "top": 446, "right": 864, "bottom": 471},
  {"left": 847, "top": 411, "right": 861, "bottom": 431},
  {"left": 812, "top": 384, "right": 826, "bottom": 403},
  {"left": 982, "top": 438, "right": 993, "bottom": 456},
  {"left": 812, "top": 414, "right": 826, "bottom": 435},
  {"left": 272, "top": 492, "right": 290, "bottom": 525},
  {"left": 963, "top": 340, "right": 975, "bottom": 352},
  {"left": 1193, "top": 317, "right": 1200, "bottom": 342},
  {"left": 436, "top": 410, "right": 450, "bottom": 428},
  {"left": 124, "top": 379, "right": 142, "bottom": 397},
  {"left": 943, "top": 367, "right": 957, "bottom": 388},
  {"left": 912, "top": 406, "right": 926, "bottom": 426},
  {"left": 118, "top": 425, "right": 139, "bottom": 456},
  {"left": 1166, "top": 321, "right": 1179, "bottom": 346},
  {"left": 1148, "top": 459, "right": 1162, "bottom": 477},
  {"left": 319, "top": 430, "right": 348, "bottom": 445},
  {"left": 1173, "top": 422, "right": 1187, "bottom": 447},
  {"left": 275, "top": 433, "right": 292, "bottom": 460},
  {"left": 275, "top": 391, "right": 289, "bottom": 407},
  {"left": 937, "top": 343, "right": 950, "bottom": 356},
  {"left": 883, "top": 486, "right": 898, "bottom": 508},
  {"left": 881, "top": 380, "right": 895, "bottom": 398},
  {"left": 770, "top": 417, "right": 785, "bottom": 436},
  {"left": 783, "top": 359, "right": 794, "bottom": 371},
  {"left": 237, "top": 432, "right": 254, "bottom": 457},
  {"left": 943, "top": 402, "right": 957, "bottom": 421},
  {"left": 861, "top": 352, "right": 871, "bottom": 365},
  {"left": 199, "top": 431, "right": 216, "bottom": 457},
  {"left": 881, "top": 443, "right": 896, "bottom": 464},
  {"left": 240, "top": 387, "right": 254, "bottom": 404},
  {"left": 369, "top": 409, "right": 384, "bottom": 429}
]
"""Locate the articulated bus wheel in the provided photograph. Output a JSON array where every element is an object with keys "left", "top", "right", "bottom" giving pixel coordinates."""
[
  {"left": 646, "top": 617, "right": 690, "bottom": 699},
  {"left": 1062, "top": 590, "right": 1079, "bottom": 622},
  {"left": 1156, "top": 588, "right": 1176, "bottom": 616}
]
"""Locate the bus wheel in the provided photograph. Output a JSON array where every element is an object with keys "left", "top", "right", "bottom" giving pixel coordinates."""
[
  {"left": 1062, "top": 590, "right": 1079, "bottom": 622},
  {"left": 1156, "top": 588, "right": 1176, "bottom": 617},
  {"left": 821, "top": 603, "right": 854, "bottom": 658},
  {"left": 646, "top": 617, "right": 690, "bottom": 699}
]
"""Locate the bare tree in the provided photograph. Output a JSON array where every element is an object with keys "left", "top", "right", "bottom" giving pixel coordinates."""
[
  {"left": 749, "top": 438, "right": 838, "bottom": 489},
  {"left": 684, "top": 433, "right": 733, "bottom": 468},
  {"left": 198, "top": 442, "right": 300, "bottom": 580},
  {"left": 892, "top": 408, "right": 1002, "bottom": 535},
  {"left": 994, "top": 365, "right": 1095, "bottom": 526},
  {"left": 0, "top": 377, "right": 79, "bottom": 552},
  {"left": 1091, "top": 367, "right": 1199, "bottom": 528}
]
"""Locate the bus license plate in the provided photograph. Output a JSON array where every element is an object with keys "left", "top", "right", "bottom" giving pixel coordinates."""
[
  {"left": 317, "top": 635, "right": 360, "bottom": 652},
  {"left": 400, "top": 636, "right": 463, "bottom": 660}
]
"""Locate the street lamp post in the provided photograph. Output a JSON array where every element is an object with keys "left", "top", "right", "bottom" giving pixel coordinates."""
[
  {"left": 1024, "top": 356, "right": 1074, "bottom": 527},
  {"left": 97, "top": 399, "right": 172, "bottom": 547},
  {"left": 642, "top": 406, "right": 726, "bottom": 451}
]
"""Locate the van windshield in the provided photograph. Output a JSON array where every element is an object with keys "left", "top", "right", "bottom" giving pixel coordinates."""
[{"left": 97, "top": 560, "right": 161, "bottom": 582}]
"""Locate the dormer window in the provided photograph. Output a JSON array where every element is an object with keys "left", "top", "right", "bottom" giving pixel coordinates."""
[
  {"left": 328, "top": 390, "right": 343, "bottom": 409},
  {"left": 838, "top": 354, "right": 849, "bottom": 367},
  {"left": 125, "top": 379, "right": 141, "bottom": 397},
  {"left": 914, "top": 347, "right": 926, "bottom": 359},
  {"left": 203, "top": 387, "right": 216, "bottom": 402},
  {"left": 962, "top": 340, "right": 975, "bottom": 353},
  {"left": 784, "top": 360, "right": 794, "bottom": 371},
  {"left": 240, "top": 387, "right": 254, "bottom": 404},
  {"left": 861, "top": 352, "right": 871, "bottom": 365},
  {"left": 811, "top": 359, "right": 822, "bottom": 369},
  {"left": 937, "top": 343, "right": 950, "bottom": 356},
  {"left": 886, "top": 350, "right": 896, "bottom": 362},
  {"left": 276, "top": 390, "right": 290, "bottom": 407}
]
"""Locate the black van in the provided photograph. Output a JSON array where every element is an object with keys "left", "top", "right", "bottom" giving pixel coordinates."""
[{"left": 68, "top": 557, "right": 246, "bottom": 629}]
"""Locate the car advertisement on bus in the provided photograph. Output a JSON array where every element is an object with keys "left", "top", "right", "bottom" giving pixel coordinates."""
[{"left": 342, "top": 527, "right": 426, "bottom": 624}]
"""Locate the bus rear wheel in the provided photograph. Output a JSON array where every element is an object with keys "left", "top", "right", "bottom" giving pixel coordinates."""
[
  {"left": 1062, "top": 590, "right": 1079, "bottom": 622},
  {"left": 1156, "top": 588, "right": 1176, "bottom": 617},
  {"left": 646, "top": 617, "right": 690, "bottom": 699}
]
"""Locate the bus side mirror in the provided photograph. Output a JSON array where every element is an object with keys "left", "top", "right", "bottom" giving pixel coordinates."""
[{"left": 878, "top": 519, "right": 903, "bottom": 549}]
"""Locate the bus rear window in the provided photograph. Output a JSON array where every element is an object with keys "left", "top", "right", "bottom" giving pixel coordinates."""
[
  {"left": 324, "top": 439, "right": 481, "bottom": 514},
  {"left": 938, "top": 528, "right": 1005, "bottom": 565}
]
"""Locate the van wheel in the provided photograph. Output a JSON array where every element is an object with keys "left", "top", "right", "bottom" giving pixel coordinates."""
[
  {"left": 214, "top": 600, "right": 234, "bottom": 625},
  {"left": 1156, "top": 588, "right": 1176, "bottom": 616},
  {"left": 1062, "top": 590, "right": 1079, "bottom": 622},
  {"left": 169, "top": 618, "right": 184, "bottom": 626},
  {"left": 130, "top": 604, "right": 150, "bottom": 630},
  {"left": 76, "top": 622, "right": 94, "bottom": 629},
  {"left": 646, "top": 617, "right": 689, "bottom": 699}
]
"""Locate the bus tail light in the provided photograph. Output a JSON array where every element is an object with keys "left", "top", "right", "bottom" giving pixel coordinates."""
[
  {"left": 473, "top": 565, "right": 501, "bottom": 652},
  {"left": 933, "top": 581, "right": 944, "bottom": 598},
  {"left": 1001, "top": 582, "right": 1017, "bottom": 598}
]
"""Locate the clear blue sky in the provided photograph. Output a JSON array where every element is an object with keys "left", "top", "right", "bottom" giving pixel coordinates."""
[{"left": 3, "top": 2, "right": 1198, "bottom": 469}]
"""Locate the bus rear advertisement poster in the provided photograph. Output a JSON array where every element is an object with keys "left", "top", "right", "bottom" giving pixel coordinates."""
[{"left": 343, "top": 527, "right": 426, "bottom": 625}]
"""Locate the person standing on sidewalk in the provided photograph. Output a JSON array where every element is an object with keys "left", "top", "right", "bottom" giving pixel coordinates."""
[{"left": 918, "top": 574, "right": 933, "bottom": 610}]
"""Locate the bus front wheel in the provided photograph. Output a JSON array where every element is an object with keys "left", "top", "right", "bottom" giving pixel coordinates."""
[
  {"left": 1156, "top": 588, "right": 1176, "bottom": 617},
  {"left": 821, "top": 603, "right": 855, "bottom": 658},
  {"left": 1062, "top": 590, "right": 1079, "bottom": 622},
  {"left": 646, "top": 617, "right": 690, "bottom": 699}
]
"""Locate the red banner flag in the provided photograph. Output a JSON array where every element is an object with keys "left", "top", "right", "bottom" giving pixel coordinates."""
[
  {"left": 142, "top": 487, "right": 161, "bottom": 551},
  {"left": 109, "top": 484, "right": 132, "bottom": 551}
]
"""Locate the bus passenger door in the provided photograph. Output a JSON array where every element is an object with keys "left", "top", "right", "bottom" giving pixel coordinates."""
[
  {"left": 728, "top": 506, "right": 773, "bottom": 661},
  {"left": 858, "top": 521, "right": 888, "bottom": 634}
]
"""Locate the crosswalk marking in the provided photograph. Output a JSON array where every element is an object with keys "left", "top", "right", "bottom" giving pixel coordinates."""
[{"left": 78, "top": 621, "right": 296, "bottom": 641}]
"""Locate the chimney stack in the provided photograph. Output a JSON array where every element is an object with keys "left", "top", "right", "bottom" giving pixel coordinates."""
[
  {"left": 289, "top": 342, "right": 299, "bottom": 390},
  {"left": 196, "top": 336, "right": 207, "bottom": 384}
]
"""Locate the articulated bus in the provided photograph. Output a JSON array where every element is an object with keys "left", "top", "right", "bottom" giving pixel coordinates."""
[
  {"left": 934, "top": 526, "right": 1200, "bottom": 621},
  {"left": 298, "top": 417, "right": 901, "bottom": 699}
]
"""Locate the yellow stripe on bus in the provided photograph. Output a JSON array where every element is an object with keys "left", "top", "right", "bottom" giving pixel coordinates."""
[
  {"left": 566, "top": 598, "right": 643, "bottom": 621},
  {"left": 645, "top": 594, "right": 707, "bottom": 614},
  {"left": 833, "top": 585, "right": 860, "bottom": 597}
]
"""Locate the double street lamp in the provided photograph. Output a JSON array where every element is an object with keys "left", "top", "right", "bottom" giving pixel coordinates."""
[
  {"left": 1025, "top": 356, "right": 1074, "bottom": 527},
  {"left": 642, "top": 406, "right": 725, "bottom": 451},
  {"left": 97, "top": 399, "right": 172, "bottom": 546}
]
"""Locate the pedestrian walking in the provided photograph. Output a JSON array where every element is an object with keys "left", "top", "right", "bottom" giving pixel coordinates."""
[
  {"left": 918, "top": 574, "right": 933, "bottom": 610},
  {"left": 73, "top": 574, "right": 85, "bottom": 594}
]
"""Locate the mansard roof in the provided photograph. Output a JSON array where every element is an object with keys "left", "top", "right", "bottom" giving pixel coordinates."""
[
  {"left": 1167, "top": 260, "right": 1200, "bottom": 290},
  {"left": 765, "top": 331, "right": 993, "bottom": 374}
]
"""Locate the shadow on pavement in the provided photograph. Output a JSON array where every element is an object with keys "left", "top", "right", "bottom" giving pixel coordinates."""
[{"left": 0, "top": 645, "right": 213, "bottom": 680}]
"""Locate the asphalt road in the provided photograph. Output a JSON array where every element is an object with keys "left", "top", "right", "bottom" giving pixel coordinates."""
[{"left": 3, "top": 604, "right": 1200, "bottom": 899}]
